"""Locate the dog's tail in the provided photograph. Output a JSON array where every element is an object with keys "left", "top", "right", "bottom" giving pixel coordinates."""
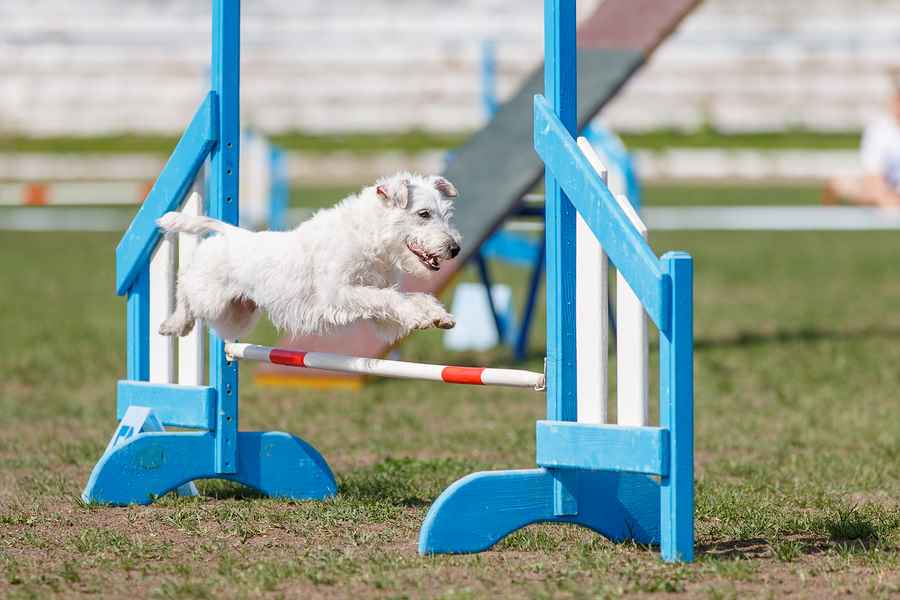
[{"left": 157, "top": 212, "right": 237, "bottom": 237}]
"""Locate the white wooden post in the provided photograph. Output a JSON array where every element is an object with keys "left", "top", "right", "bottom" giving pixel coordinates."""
[
  {"left": 575, "top": 137, "right": 608, "bottom": 425},
  {"left": 148, "top": 225, "right": 176, "bottom": 383},
  {"left": 178, "top": 191, "right": 206, "bottom": 385},
  {"left": 614, "top": 194, "right": 649, "bottom": 426}
]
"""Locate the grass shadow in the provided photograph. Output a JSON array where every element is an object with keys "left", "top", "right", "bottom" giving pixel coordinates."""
[
  {"left": 700, "top": 505, "right": 900, "bottom": 562},
  {"left": 698, "top": 536, "right": 833, "bottom": 561},
  {"left": 337, "top": 457, "right": 480, "bottom": 508},
  {"left": 695, "top": 325, "right": 900, "bottom": 351},
  {"left": 195, "top": 479, "right": 268, "bottom": 501}
]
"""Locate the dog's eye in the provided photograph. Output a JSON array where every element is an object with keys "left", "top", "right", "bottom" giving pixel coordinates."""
[{"left": 417, "top": 210, "right": 431, "bottom": 219}]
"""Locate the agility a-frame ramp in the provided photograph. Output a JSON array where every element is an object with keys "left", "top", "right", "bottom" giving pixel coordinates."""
[{"left": 260, "top": 0, "right": 700, "bottom": 387}]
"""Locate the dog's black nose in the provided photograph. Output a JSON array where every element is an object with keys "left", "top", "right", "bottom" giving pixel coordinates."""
[{"left": 449, "top": 243, "right": 460, "bottom": 258}]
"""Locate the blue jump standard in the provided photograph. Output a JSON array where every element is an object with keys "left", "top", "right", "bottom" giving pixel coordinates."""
[
  {"left": 419, "top": 469, "right": 660, "bottom": 554},
  {"left": 83, "top": 430, "right": 335, "bottom": 506},
  {"left": 83, "top": 0, "right": 337, "bottom": 508},
  {"left": 419, "top": 0, "right": 694, "bottom": 562}
]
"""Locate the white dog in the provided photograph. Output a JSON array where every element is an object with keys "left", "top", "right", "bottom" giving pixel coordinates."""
[{"left": 156, "top": 172, "right": 462, "bottom": 343}]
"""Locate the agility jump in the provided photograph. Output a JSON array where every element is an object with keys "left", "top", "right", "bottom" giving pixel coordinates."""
[
  {"left": 225, "top": 343, "right": 545, "bottom": 390},
  {"left": 83, "top": 0, "right": 694, "bottom": 564}
]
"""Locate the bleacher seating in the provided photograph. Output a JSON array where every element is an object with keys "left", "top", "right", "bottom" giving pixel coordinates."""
[{"left": 2, "top": 0, "right": 899, "bottom": 136}]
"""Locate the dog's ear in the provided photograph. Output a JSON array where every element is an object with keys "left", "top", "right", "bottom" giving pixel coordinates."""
[
  {"left": 376, "top": 177, "right": 410, "bottom": 208},
  {"left": 430, "top": 176, "right": 458, "bottom": 198}
]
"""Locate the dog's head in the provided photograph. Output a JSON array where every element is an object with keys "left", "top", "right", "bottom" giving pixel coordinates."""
[{"left": 375, "top": 172, "right": 462, "bottom": 276}]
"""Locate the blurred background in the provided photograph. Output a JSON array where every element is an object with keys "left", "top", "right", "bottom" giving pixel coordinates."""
[
  {"left": 5, "top": 0, "right": 900, "bottom": 134},
  {"left": 2, "top": 0, "right": 899, "bottom": 190}
]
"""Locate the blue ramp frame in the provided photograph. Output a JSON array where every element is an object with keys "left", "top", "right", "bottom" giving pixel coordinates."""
[
  {"left": 419, "top": 0, "right": 694, "bottom": 562},
  {"left": 83, "top": 0, "right": 336, "bottom": 506}
]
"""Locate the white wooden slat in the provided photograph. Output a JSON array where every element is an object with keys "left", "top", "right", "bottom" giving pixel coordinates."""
[
  {"left": 148, "top": 229, "right": 176, "bottom": 383},
  {"left": 577, "top": 137, "right": 650, "bottom": 427},
  {"left": 575, "top": 137, "right": 609, "bottom": 425},
  {"left": 614, "top": 193, "right": 649, "bottom": 427},
  {"left": 178, "top": 191, "right": 205, "bottom": 386}
]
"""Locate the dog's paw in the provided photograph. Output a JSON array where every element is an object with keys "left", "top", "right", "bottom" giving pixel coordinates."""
[
  {"left": 433, "top": 313, "right": 455, "bottom": 329},
  {"left": 159, "top": 315, "right": 194, "bottom": 337},
  {"left": 406, "top": 293, "right": 454, "bottom": 331}
]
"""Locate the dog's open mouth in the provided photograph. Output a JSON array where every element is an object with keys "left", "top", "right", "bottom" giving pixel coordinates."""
[{"left": 406, "top": 243, "right": 441, "bottom": 271}]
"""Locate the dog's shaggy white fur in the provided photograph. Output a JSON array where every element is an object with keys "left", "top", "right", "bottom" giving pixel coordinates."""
[{"left": 157, "top": 172, "right": 462, "bottom": 343}]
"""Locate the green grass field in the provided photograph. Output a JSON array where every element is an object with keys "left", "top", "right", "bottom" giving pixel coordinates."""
[
  {"left": 290, "top": 182, "right": 825, "bottom": 211},
  {"left": 0, "top": 129, "right": 861, "bottom": 155},
  {"left": 2, "top": 184, "right": 899, "bottom": 598}
]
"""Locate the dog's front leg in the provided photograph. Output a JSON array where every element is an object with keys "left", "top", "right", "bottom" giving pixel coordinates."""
[
  {"left": 338, "top": 287, "right": 454, "bottom": 341},
  {"left": 403, "top": 292, "right": 455, "bottom": 330}
]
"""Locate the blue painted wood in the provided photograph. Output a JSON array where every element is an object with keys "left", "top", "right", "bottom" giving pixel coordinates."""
[
  {"left": 581, "top": 124, "right": 642, "bottom": 209},
  {"left": 210, "top": 343, "right": 239, "bottom": 474},
  {"left": 82, "top": 431, "right": 337, "bottom": 506},
  {"left": 473, "top": 253, "right": 506, "bottom": 342},
  {"left": 126, "top": 269, "right": 150, "bottom": 381},
  {"left": 419, "top": 468, "right": 660, "bottom": 554},
  {"left": 478, "top": 229, "right": 543, "bottom": 358},
  {"left": 97, "top": 406, "right": 199, "bottom": 497},
  {"left": 536, "top": 421, "right": 669, "bottom": 476},
  {"left": 543, "top": 0, "right": 577, "bottom": 427},
  {"left": 210, "top": 0, "right": 241, "bottom": 475},
  {"left": 533, "top": 96, "right": 669, "bottom": 332},
  {"left": 543, "top": 0, "right": 579, "bottom": 518},
  {"left": 86, "top": 0, "right": 340, "bottom": 513},
  {"left": 269, "top": 146, "right": 289, "bottom": 230},
  {"left": 659, "top": 252, "right": 694, "bottom": 562},
  {"left": 481, "top": 39, "right": 498, "bottom": 119},
  {"left": 480, "top": 231, "right": 541, "bottom": 266},
  {"left": 513, "top": 236, "right": 545, "bottom": 361},
  {"left": 115, "top": 94, "right": 218, "bottom": 295},
  {"left": 228, "top": 431, "right": 336, "bottom": 500},
  {"left": 116, "top": 381, "right": 217, "bottom": 430},
  {"left": 83, "top": 431, "right": 216, "bottom": 504},
  {"left": 421, "top": 0, "right": 694, "bottom": 564}
]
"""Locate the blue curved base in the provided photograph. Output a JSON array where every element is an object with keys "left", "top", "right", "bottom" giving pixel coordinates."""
[
  {"left": 83, "top": 430, "right": 336, "bottom": 505},
  {"left": 419, "top": 468, "right": 659, "bottom": 554}
]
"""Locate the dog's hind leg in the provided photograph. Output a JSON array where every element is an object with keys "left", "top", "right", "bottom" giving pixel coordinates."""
[
  {"left": 209, "top": 297, "right": 261, "bottom": 342},
  {"left": 159, "top": 285, "right": 196, "bottom": 337}
]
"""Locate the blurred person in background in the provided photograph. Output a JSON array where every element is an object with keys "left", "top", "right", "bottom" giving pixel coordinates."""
[{"left": 823, "top": 77, "right": 900, "bottom": 208}]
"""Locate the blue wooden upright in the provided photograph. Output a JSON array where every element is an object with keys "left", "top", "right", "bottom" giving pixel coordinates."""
[
  {"left": 418, "top": 0, "right": 694, "bottom": 562},
  {"left": 83, "top": 0, "right": 336, "bottom": 506}
]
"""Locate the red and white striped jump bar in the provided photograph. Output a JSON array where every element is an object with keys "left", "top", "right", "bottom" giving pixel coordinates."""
[{"left": 225, "top": 343, "right": 546, "bottom": 391}]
